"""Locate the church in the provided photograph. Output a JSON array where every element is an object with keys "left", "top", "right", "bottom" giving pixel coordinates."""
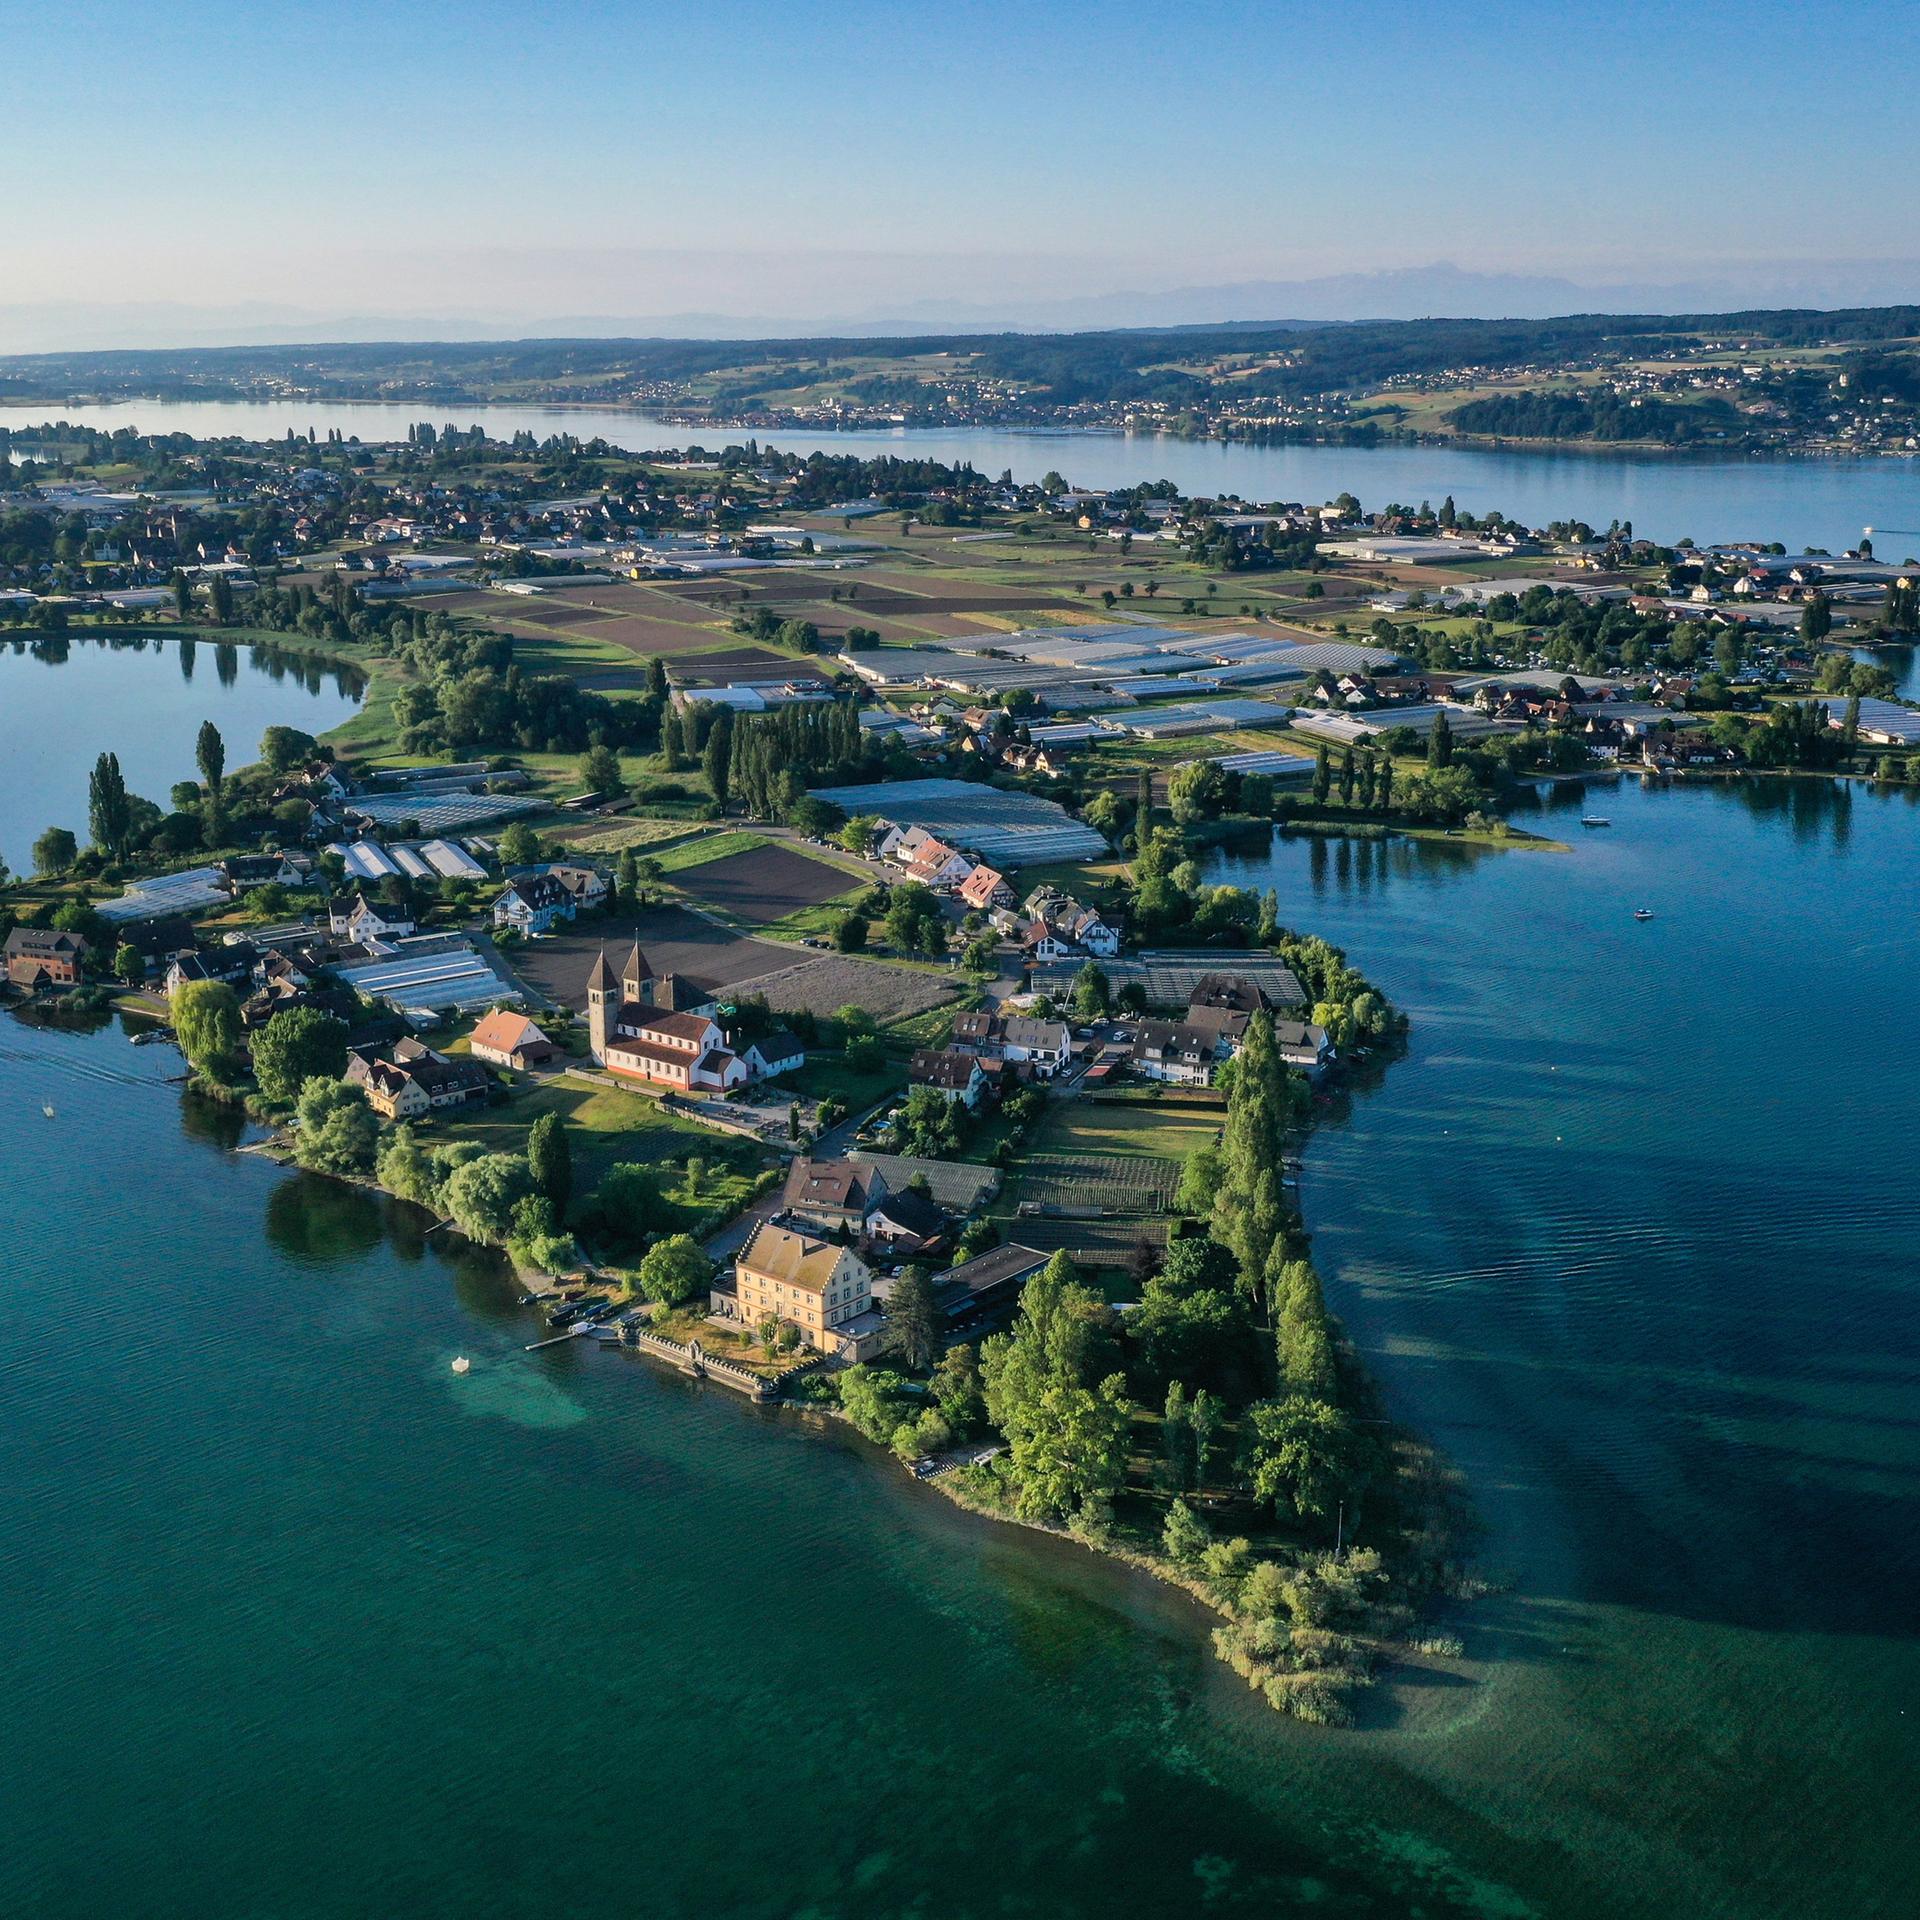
[{"left": 585, "top": 941, "right": 749, "bottom": 1093}]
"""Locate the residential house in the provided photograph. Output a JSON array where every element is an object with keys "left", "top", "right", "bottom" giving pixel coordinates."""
[
  {"left": 164, "top": 942, "right": 258, "bottom": 998},
  {"left": 951, "top": 1010, "right": 1072, "bottom": 1079},
  {"left": 5, "top": 927, "right": 87, "bottom": 991},
  {"left": 468, "top": 1009, "right": 557, "bottom": 1070},
  {"left": 864, "top": 1185, "right": 950, "bottom": 1257},
  {"left": 889, "top": 826, "right": 973, "bottom": 889},
  {"left": 219, "top": 853, "right": 309, "bottom": 892},
  {"left": 492, "top": 872, "right": 576, "bottom": 935},
  {"left": 345, "top": 1038, "right": 489, "bottom": 1119},
  {"left": 782, "top": 1157, "right": 886, "bottom": 1235},
  {"left": 743, "top": 1030, "right": 806, "bottom": 1080},
  {"left": 1272, "top": 1018, "right": 1334, "bottom": 1075},
  {"left": 326, "top": 893, "right": 414, "bottom": 942},
  {"left": 539, "top": 863, "right": 611, "bottom": 912},
  {"left": 1130, "top": 1020, "right": 1220, "bottom": 1086},
  {"left": 957, "top": 863, "right": 1013, "bottom": 913},
  {"left": 909, "top": 1048, "right": 989, "bottom": 1107},
  {"left": 732, "top": 1221, "right": 881, "bottom": 1359},
  {"left": 1188, "top": 973, "right": 1273, "bottom": 1017}
]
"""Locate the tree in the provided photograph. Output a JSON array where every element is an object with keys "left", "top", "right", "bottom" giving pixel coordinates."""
[
  {"left": 293, "top": 1077, "right": 378, "bottom": 1175},
  {"left": 376, "top": 1123, "right": 437, "bottom": 1208},
  {"left": 637, "top": 1233, "right": 710, "bottom": 1307},
  {"left": 1168, "top": 759, "right": 1226, "bottom": 825},
  {"left": 31, "top": 826, "right": 77, "bottom": 876},
  {"left": 981, "top": 1255, "right": 1131, "bottom": 1522},
  {"left": 497, "top": 821, "right": 542, "bottom": 867},
  {"left": 88, "top": 751, "right": 134, "bottom": 859},
  {"left": 931, "top": 1343, "right": 985, "bottom": 1433},
  {"left": 578, "top": 741, "right": 626, "bottom": 798},
  {"left": 838, "top": 1364, "right": 907, "bottom": 1443},
  {"left": 196, "top": 720, "right": 226, "bottom": 795},
  {"left": 207, "top": 573, "right": 235, "bottom": 624},
  {"left": 1162, "top": 1495, "right": 1210, "bottom": 1566},
  {"left": 527, "top": 1110, "right": 573, "bottom": 1218},
  {"left": 1427, "top": 709, "right": 1454, "bottom": 769},
  {"left": 1242, "top": 1397, "right": 1365, "bottom": 1524},
  {"left": 114, "top": 942, "right": 144, "bottom": 985},
  {"left": 647, "top": 655, "right": 669, "bottom": 699},
  {"left": 260, "top": 726, "right": 318, "bottom": 775},
  {"left": 1311, "top": 743, "right": 1331, "bottom": 805},
  {"left": 1174, "top": 1144, "right": 1224, "bottom": 1217},
  {"left": 616, "top": 846, "right": 639, "bottom": 913},
  {"left": 251, "top": 1006, "right": 348, "bottom": 1108},
  {"left": 1273, "top": 1259, "right": 1338, "bottom": 1401},
  {"left": 702, "top": 713, "right": 732, "bottom": 811},
  {"left": 888, "top": 1264, "right": 941, "bottom": 1373},
  {"left": 442, "top": 1153, "right": 531, "bottom": 1245},
  {"left": 172, "top": 979, "right": 243, "bottom": 1081},
  {"left": 1070, "top": 960, "right": 1110, "bottom": 1018},
  {"left": 170, "top": 568, "right": 192, "bottom": 619},
  {"left": 1189, "top": 1387, "right": 1225, "bottom": 1486}
]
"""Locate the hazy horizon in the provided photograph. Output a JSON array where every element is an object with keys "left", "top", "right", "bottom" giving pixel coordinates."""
[{"left": 9, "top": 1, "right": 1918, "bottom": 357}]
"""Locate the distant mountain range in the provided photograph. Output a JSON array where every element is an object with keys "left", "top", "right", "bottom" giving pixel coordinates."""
[{"left": 5, "top": 261, "right": 1920, "bottom": 354}]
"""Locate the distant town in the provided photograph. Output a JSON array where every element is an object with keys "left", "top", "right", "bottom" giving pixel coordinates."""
[{"left": 9, "top": 304, "right": 1920, "bottom": 453}]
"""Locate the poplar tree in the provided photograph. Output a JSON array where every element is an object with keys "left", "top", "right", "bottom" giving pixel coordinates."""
[{"left": 196, "top": 720, "right": 226, "bottom": 795}]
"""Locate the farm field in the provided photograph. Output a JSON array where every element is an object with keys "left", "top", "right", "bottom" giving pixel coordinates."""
[
  {"left": 725, "top": 950, "right": 961, "bottom": 1024},
  {"left": 669, "top": 840, "right": 863, "bottom": 925},
  {"left": 511, "top": 905, "right": 797, "bottom": 1004}
]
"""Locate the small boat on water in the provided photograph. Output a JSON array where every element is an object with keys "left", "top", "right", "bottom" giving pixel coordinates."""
[
  {"left": 1581, "top": 816, "right": 1611, "bottom": 828},
  {"left": 42, "top": 1102, "right": 56, "bottom": 1119},
  {"left": 450, "top": 1355, "right": 471, "bottom": 1375},
  {"left": 1634, "top": 908, "right": 1656, "bottom": 922}
]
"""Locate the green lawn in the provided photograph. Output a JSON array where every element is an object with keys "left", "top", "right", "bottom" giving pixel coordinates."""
[
  {"left": 431, "top": 1075, "right": 769, "bottom": 1193},
  {"left": 1025, "top": 1093, "right": 1224, "bottom": 1165},
  {"left": 782, "top": 1052, "right": 909, "bottom": 1112},
  {"left": 653, "top": 830, "right": 771, "bottom": 873}
]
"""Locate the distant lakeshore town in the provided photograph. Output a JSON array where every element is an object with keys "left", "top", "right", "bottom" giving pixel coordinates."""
[{"left": 6, "top": 417, "right": 1914, "bottom": 1724}]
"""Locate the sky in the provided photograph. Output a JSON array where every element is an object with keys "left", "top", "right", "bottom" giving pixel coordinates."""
[{"left": 7, "top": 0, "right": 1920, "bottom": 347}]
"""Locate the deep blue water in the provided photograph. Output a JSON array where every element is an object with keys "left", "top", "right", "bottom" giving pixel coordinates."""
[
  {"left": 0, "top": 775, "right": 1915, "bottom": 1917},
  {"left": 0, "top": 635, "right": 360, "bottom": 874}
]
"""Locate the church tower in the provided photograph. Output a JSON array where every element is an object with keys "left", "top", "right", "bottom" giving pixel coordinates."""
[
  {"left": 586, "top": 949, "right": 616, "bottom": 1063},
  {"left": 622, "top": 939, "right": 654, "bottom": 1009}
]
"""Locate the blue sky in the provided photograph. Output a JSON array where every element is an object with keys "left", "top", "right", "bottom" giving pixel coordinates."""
[{"left": 8, "top": 0, "right": 1920, "bottom": 338}]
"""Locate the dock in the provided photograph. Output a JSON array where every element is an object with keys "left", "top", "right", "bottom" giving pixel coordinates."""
[{"left": 525, "top": 1325, "right": 593, "bottom": 1352}]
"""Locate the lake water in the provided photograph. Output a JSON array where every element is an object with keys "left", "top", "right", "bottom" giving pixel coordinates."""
[
  {"left": 0, "top": 636, "right": 361, "bottom": 876},
  {"left": 3, "top": 775, "right": 1915, "bottom": 1918},
  {"left": 6, "top": 397, "right": 1920, "bottom": 557}
]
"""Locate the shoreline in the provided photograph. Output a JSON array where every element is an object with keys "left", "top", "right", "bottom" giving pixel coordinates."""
[{"left": 26, "top": 982, "right": 1477, "bottom": 1734}]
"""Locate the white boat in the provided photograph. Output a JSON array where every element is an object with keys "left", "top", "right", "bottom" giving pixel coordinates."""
[
  {"left": 42, "top": 1103, "right": 55, "bottom": 1119},
  {"left": 450, "top": 1355, "right": 471, "bottom": 1375},
  {"left": 1580, "top": 816, "right": 1611, "bottom": 828},
  {"left": 1633, "top": 908, "right": 1655, "bottom": 922}
]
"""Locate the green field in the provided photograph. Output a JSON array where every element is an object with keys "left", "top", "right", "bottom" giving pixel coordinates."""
[{"left": 432, "top": 1075, "right": 769, "bottom": 1201}]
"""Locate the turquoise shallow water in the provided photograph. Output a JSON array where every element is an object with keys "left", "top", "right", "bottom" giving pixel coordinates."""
[{"left": 2, "top": 774, "right": 1916, "bottom": 1918}]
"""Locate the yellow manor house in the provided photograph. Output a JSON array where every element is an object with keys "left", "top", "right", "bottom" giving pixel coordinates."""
[{"left": 731, "top": 1222, "right": 888, "bottom": 1361}]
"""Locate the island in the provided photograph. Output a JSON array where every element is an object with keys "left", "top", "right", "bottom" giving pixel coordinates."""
[{"left": 5, "top": 422, "right": 1917, "bottom": 1725}]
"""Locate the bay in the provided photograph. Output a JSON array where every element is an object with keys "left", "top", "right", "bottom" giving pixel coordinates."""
[
  {"left": 2, "top": 773, "right": 1916, "bottom": 1917},
  {"left": 0, "top": 636, "right": 361, "bottom": 876},
  {"left": 6, "top": 398, "right": 1920, "bottom": 556}
]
